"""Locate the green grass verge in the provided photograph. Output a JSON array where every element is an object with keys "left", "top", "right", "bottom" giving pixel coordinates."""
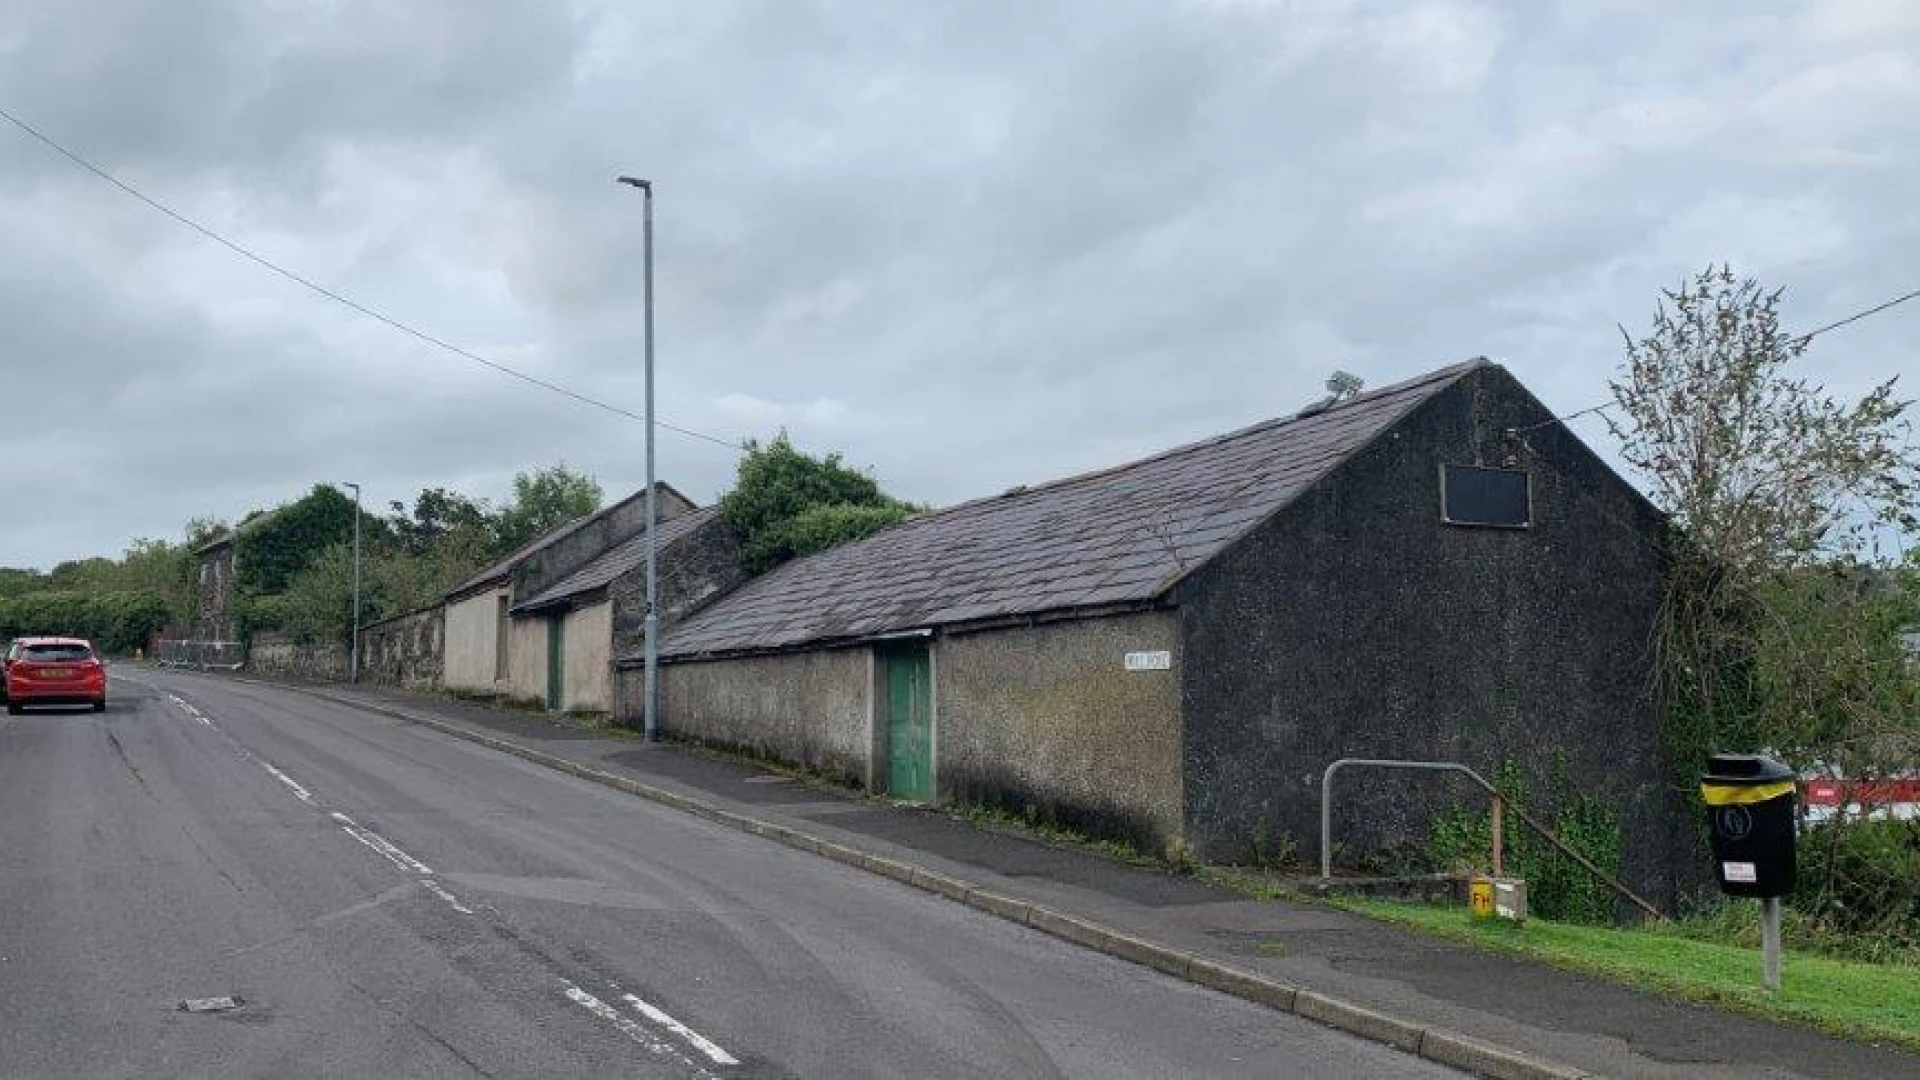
[{"left": 1343, "top": 899, "right": 1920, "bottom": 1053}]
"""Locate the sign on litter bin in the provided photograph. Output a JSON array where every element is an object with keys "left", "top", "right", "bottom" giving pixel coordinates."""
[{"left": 1700, "top": 753, "right": 1796, "bottom": 899}]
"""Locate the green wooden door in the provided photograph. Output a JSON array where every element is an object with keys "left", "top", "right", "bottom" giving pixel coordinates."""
[
  {"left": 886, "top": 644, "right": 933, "bottom": 801},
  {"left": 546, "top": 617, "right": 564, "bottom": 711}
]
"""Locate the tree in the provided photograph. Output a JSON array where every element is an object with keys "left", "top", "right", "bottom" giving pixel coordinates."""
[
  {"left": 116, "top": 537, "right": 195, "bottom": 625},
  {"left": 182, "top": 517, "right": 228, "bottom": 551},
  {"left": 271, "top": 543, "right": 359, "bottom": 645},
  {"left": 491, "top": 464, "right": 603, "bottom": 555},
  {"left": 718, "top": 433, "right": 918, "bottom": 571},
  {"left": 1611, "top": 266, "right": 1916, "bottom": 580},
  {"left": 0, "top": 568, "right": 46, "bottom": 599},
  {"left": 1609, "top": 266, "right": 1919, "bottom": 771},
  {"left": 388, "top": 487, "right": 494, "bottom": 557}
]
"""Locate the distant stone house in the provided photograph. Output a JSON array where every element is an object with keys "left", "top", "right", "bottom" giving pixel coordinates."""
[
  {"left": 510, "top": 506, "right": 746, "bottom": 712},
  {"left": 189, "top": 531, "right": 237, "bottom": 641},
  {"left": 624, "top": 362, "right": 1685, "bottom": 902},
  {"left": 438, "top": 483, "right": 741, "bottom": 712}
]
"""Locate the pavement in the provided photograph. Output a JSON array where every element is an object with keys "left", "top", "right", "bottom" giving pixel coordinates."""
[
  {"left": 202, "top": 669, "right": 1920, "bottom": 1080},
  {"left": 2, "top": 669, "right": 1462, "bottom": 1080}
]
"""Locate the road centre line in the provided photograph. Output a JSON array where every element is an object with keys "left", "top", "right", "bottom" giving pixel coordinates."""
[
  {"left": 563, "top": 985, "right": 721, "bottom": 1078},
  {"left": 419, "top": 877, "right": 474, "bottom": 915},
  {"left": 154, "top": 682, "right": 480, "bottom": 919},
  {"left": 258, "top": 760, "right": 315, "bottom": 804},
  {"left": 330, "top": 811, "right": 434, "bottom": 874},
  {"left": 165, "top": 692, "right": 213, "bottom": 726},
  {"left": 621, "top": 993, "right": 740, "bottom": 1066},
  {"left": 151, "top": 679, "right": 741, "bottom": 1072}
]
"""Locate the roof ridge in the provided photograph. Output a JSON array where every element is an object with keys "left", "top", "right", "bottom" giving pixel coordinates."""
[
  {"left": 512, "top": 505, "right": 722, "bottom": 610},
  {"left": 448, "top": 481, "right": 697, "bottom": 596}
]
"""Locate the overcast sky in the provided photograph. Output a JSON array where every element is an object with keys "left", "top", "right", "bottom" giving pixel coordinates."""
[{"left": 1, "top": 0, "right": 1915, "bottom": 570}]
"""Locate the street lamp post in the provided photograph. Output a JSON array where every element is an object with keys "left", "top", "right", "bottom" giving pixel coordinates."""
[
  {"left": 344, "top": 481, "right": 362, "bottom": 683},
  {"left": 616, "top": 174, "right": 660, "bottom": 742}
]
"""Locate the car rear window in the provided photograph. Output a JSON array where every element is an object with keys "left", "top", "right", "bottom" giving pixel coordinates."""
[{"left": 22, "top": 643, "right": 92, "bottom": 662}]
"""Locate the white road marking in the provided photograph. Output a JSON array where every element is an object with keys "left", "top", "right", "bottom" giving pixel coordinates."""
[
  {"left": 621, "top": 993, "right": 739, "bottom": 1066},
  {"left": 420, "top": 877, "right": 474, "bottom": 915},
  {"left": 331, "top": 812, "right": 433, "bottom": 874},
  {"left": 258, "top": 761, "right": 315, "bottom": 804},
  {"left": 149, "top": 677, "right": 735, "bottom": 1073},
  {"left": 562, "top": 986, "right": 721, "bottom": 1077},
  {"left": 165, "top": 693, "right": 213, "bottom": 726}
]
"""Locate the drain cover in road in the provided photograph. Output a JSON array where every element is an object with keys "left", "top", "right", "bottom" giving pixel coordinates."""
[
  {"left": 743, "top": 775, "right": 793, "bottom": 784},
  {"left": 181, "top": 996, "right": 242, "bottom": 1013}
]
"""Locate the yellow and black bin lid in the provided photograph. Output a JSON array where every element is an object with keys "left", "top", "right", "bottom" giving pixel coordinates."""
[{"left": 1700, "top": 753, "right": 1797, "bottom": 806}]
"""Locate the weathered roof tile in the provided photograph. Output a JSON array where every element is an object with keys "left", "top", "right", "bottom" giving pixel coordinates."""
[
  {"left": 655, "top": 362, "right": 1475, "bottom": 659},
  {"left": 512, "top": 507, "right": 721, "bottom": 612}
]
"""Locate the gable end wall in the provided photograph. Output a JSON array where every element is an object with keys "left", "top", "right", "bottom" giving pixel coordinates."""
[{"left": 1174, "top": 365, "right": 1682, "bottom": 904}]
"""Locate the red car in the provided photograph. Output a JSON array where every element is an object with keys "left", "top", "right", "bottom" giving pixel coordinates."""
[{"left": 5, "top": 637, "right": 108, "bottom": 714}]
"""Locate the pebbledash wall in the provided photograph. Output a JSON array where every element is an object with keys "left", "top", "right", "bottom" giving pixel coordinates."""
[
  {"left": 652, "top": 613, "right": 1189, "bottom": 849},
  {"left": 651, "top": 649, "right": 875, "bottom": 783},
  {"left": 444, "top": 587, "right": 509, "bottom": 692},
  {"left": 936, "top": 612, "right": 1185, "bottom": 849}
]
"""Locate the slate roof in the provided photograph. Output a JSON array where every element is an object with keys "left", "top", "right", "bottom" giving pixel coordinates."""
[
  {"left": 445, "top": 512, "right": 600, "bottom": 600},
  {"left": 444, "top": 483, "right": 691, "bottom": 601},
  {"left": 513, "top": 507, "right": 722, "bottom": 613},
  {"left": 656, "top": 361, "right": 1480, "bottom": 660}
]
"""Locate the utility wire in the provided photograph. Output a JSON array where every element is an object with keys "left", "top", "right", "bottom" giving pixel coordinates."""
[
  {"left": 0, "top": 104, "right": 743, "bottom": 450},
  {"left": 1514, "top": 285, "right": 1920, "bottom": 434},
  {"left": 1795, "top": 287, "right": 1920, "bottom": 341}
]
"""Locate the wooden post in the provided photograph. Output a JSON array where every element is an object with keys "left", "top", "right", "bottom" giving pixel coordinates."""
[
  {"left": 1762, "top": 897, "right": 1782, "bottom": 992},
  {"left": 1491, "top": 793, "right": 1505, "bottom": 878}
]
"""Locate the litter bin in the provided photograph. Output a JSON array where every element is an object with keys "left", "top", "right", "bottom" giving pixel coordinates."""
[{"left": 1701, "top": 753, "right": 1797, "bottom": 899}]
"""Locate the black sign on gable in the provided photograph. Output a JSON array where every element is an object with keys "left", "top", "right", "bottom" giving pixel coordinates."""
[{"left": 1440, "top": 464, "right": 1531, "bottom": 528}]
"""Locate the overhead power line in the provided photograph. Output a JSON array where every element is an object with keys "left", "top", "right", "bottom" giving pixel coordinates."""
[
  {"left": 1795, "top": 287, "right": 1920, "bottom": 341},
  {"left": 0, "top": 104, "right": 742, "bottom": 450},
  {"left": 1514, "top": 284, "right": 1920, "bottom": 434}
]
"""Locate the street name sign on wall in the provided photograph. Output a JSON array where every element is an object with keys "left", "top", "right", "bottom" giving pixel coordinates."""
[{"left": 1124, "top": 650, "right": 1172, "bottom": 671}]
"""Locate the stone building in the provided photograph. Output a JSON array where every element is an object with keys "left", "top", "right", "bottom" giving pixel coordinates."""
[
  {"left": 437, "top": 483, "right": 745, "bottom": 713},
  {"left": 189, "top": 532, "right": 237, "bottom": 641},
  {"left": 513, "top": 506, "right": 745, "bottom": 712},
  {"left": 623, "top": 361, "right": 1685, "bottom": 902}
]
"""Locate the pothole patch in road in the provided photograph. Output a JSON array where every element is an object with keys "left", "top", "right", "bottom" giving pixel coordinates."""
[{"left": 180, "top": 995, "right": 243, "bottom": 1013}]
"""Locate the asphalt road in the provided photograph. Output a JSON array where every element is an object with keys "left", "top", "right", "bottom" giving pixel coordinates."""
[{"left": 0, "top": 670, "right": 1460, "bottom": 1079}]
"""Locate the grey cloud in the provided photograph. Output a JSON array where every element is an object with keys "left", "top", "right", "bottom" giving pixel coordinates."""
[{"left": 3, "top": 0, "right": 1917, "bottom": 569}]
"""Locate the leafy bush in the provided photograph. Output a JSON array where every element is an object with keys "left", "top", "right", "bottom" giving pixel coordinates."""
[
  {"left": 745, "top": 502, "right": 914, "bottom": 569},
  {"left": 719, "top": 433, "right": 917, "bottom": 571},
  {"left": 0, "top": 588, "right": 175, "bottom": 654},
  {"left": 1427, "top": 758, "right": 1626, "bottom": 925},
  {"left": 1796, "top": 818, "right": 1920, "bottom": 944}
]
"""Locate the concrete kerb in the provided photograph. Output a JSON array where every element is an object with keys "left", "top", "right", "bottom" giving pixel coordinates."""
[{"left": 262, "top": 682, "right": 1592, "bottom": 1080}]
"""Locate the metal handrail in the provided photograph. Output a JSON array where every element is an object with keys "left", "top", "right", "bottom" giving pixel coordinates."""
[{"left": 1319, "top": 757, "right": 1664, "bottom": 922}]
